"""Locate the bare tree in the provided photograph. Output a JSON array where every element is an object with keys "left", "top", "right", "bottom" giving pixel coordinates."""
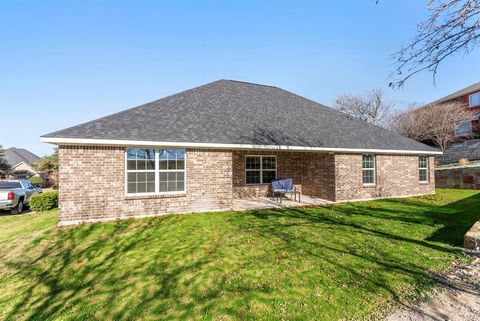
[
  {"left": 391, "top": 102, "right": 477, "bottom": 151},
  {"left": 390, "top": 0, "right": 480, "bottom": 88},
  {"left": 389, "top": 104, "right": 427, "bottom": 141},
  {"left": 334, "top": 89, "right": 394, "bottom": 127}
]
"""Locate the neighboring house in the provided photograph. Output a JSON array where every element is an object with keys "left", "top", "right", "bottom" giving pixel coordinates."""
[
  {"left": 41, "top": 80, "right": 440, "bottom": 226},
  {"left": 430, "top": 82, "right": 480, "bottom": 137},
  {"left": 5, "top": 147, "right": 40, "bottom": 179}
]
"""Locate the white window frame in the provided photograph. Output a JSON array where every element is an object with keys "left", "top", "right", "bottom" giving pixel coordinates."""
[
  {"left": 125, "top": 148, "right": 186, "bottom": 196},
  {"left": 419, "top": 156, "right": 429, "bottom": 183},
  {"left": 468, "top": 92, "right": 480, "bottom": 108},
  {"left": 362, "top": 154, "right": 376, "bottom": 186},
  {"left": 245, "top": 155, "right": 277, "bottom": 185}
]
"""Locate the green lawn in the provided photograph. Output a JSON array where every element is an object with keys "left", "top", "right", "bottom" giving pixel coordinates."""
[{"left": 0, "top": 189, "right": 478, "bottom": 321}]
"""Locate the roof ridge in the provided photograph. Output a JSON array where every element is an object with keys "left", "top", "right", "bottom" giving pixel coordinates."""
[{"left": 224, "top": 79, "right": 278, "bottom": 88}]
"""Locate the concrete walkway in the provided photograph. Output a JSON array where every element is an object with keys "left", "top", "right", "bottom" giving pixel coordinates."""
[
  {"left": 386, "top": 256, "right": 480, "bottom": 321},
  {"left": 232, "top": 195, "right": 331, "bottom": 211}
]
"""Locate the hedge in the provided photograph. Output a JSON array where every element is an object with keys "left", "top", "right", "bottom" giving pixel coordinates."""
[
  {"left": 29, "top": 176, "right": 43, "bottom": 185},
  {"left": 29, "top": 191, "right": 58, "bottom": 212}
]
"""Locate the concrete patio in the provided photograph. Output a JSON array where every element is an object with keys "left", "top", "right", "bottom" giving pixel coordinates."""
[{"left": 232, "top": 194, "right": 331, "bottom": 211}]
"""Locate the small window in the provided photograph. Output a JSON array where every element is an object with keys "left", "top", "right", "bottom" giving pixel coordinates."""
[
  {"left": 419, "top": 156, "right": 429, "bottom": 182},
  {"left": 245, "top": 156, "right": 277, "bottom": 184},
  {"left": 362, "top": 155, "right": 375, "bottom": 185},
  {"left": 125, "top": 148, "right": 186, "bottom": 195},
  {"left": 469, "top": 92, "right": 480, "bottom": 108},
  {"left": 455, "top": 122, "right": 473, "bottom": 136}
]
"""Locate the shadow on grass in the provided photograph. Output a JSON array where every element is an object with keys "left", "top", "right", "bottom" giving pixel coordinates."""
[{"left": 2, "top": 191, "right": 479, "bottom": 320}]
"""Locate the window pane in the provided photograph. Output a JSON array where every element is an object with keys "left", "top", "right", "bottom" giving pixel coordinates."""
[
  {"left": 127, "top": 148, "right": 155, "bottom": 171},
  {"left": 262, "top": 170, "right": 276, "bottom": 183},
  {"left": 147, "top": 182, "right": 155, "bottom": 193},
  {"left": 246, "top": 171, "right": 261, "bottom": 184},
  {"left": 137, "top": 172, "right": 146, "bottom": 182},
  {"left": 455, "top": 122, "right": 472, "bottom": 136},
  {"left": 159, "top": 160, "right": 168, "bottom": 170},
  {"left": 127, "top": 172, "right": 136, "bottom": 183},
  {"left": 138, "top": 183, "right": 146, "bottom": 193},
  {"left": 177, "top": 172, "right": 185, "bottom": 182},
  {"left": 177, "top": 160, "right": 185, "bottom": 169},
  {"left": 363, "top": 169, "right": 374, "bottom": 184},
  {"left": 127, "top": 183, "right": 136, "bottom": 193},
  {"left": 262, "top": 157, "right": 276, "bottom": 169},
  {"left": 175, "top": 149, "right": 185, "bottom": 159},
  {"left": 160, "top": 172, "right": 167, "bottom": 182},
  {"left": 419, "top": 156, "right": 427, "bottom": 169},
  {"left": 246, "top": 156, "right": 261, "bottom": 170},
  {"left": 362, "top": 155, "right": 374, "bottom": 169},
  {"left": 159, "top": 150, "right": 168, "bottom": 160},
  {"left": 127, "top": 160, "right": 136, "bottom": 170},
  {"left": 147, "top": 172, "right": 155, "bottom": 182},
  {"left": 419, "top": 169, "right": 428, "bottom": 182},
  {"left": 146, "top": 150, "right": 155, "bottom": 170},
  {"left": 167, "top": 182, "right": 176, "bottom": 192},
  {"left": 167, "top": 160, "right": 176, "bottom": 170},
  {"left": 469, "top": 92, "right": 480, "bottom": 107},
  {"left": 167, "top": 172, "right": 176, "bottom": 181},
  {"left": 160, "top": 182, "right": 167, "bottom": 192},
  {"left": 177, "top": 181, "right": 185, "bottom": 192}
]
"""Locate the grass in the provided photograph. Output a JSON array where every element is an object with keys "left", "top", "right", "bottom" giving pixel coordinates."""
[{"left": 0, "top": 188, "right": 478, "bottom": 321}]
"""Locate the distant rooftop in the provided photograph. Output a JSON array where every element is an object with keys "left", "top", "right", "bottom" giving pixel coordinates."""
[
  {"left": 432, "top": 82, "right": 480, "bottom": 104},
  {"left": 5, "top": 147, "right": 40, "bottom": 166}
]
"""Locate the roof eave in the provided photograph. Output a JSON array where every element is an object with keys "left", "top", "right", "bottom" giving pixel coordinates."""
[{"left": 40, "top": 137, "right": 443, "bottom": 155}]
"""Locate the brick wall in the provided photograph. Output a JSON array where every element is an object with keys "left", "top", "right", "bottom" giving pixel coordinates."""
[
  {"left": 334, "top": 154, "right": 435, "bottom": 201},
  {"left": 58, "top": 146, "right": 233, "bottom": 225},
  {"left": 232, "top": 151, "right": 336, "bottom": 200},
  {"left": 59, "top": 146, "right": 435, "bottom": 225}
]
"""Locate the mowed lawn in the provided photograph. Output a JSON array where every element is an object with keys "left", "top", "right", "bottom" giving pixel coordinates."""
[{"left": 0, "top": 189, "right": 479, "bottom": 321}]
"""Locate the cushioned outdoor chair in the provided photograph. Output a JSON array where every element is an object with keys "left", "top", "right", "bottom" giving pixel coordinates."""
[{"left": 271, "top": 178, "right": 300, "bottom": 204}]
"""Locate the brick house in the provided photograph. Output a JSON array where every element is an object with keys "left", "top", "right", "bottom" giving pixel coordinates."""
[
  {"left": 42, "top": 80, "right": 440, "bottom": 225},
  {"left": 429, "top": 82, "right": 480, "bottom": 137}
]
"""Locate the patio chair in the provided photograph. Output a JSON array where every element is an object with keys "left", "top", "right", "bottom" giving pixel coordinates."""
[{"left": 271, "top": 178, "right": 300, "bottom": 204}]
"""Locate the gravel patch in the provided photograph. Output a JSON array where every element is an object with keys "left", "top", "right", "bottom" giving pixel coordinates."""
[{"left": 386, "top": 254, "right": 480, "bottom": 321}]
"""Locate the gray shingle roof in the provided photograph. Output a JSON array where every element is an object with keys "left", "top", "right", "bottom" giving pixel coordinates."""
[
  {"left": 432, "top": 82, "right": 480, "bottom": 104},
  {"left": 5, "top": 148, "right": 40, "bottom": 166},
  {"left": 42, "top": 80, "right": 438, "bottom": 153}
]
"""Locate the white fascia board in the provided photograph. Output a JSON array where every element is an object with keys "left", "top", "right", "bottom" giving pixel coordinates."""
[{"left": 40, "top": 137, "right": 443, "bottom": 155}]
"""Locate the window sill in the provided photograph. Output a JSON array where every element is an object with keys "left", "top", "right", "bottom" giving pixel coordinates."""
[
  {"left": 125, "top": 193, "right": 187, "bottom": 200},
  {"left": 245, "top": 183, "right": 272, "bottom": 186},
  {"left": 362, "top": 184, "right": 376, "bottom": 188},
  {"left": 419, "top": 181, "right": 430, "bottom": 185}
]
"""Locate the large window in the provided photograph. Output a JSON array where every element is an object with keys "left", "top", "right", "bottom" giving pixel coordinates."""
[
  {"left": 419, "top": 156, "right": 429, "bottom": 182},
  {"left": 469, "top": 92, "right": 480, "bottom": 108},
  {"left": 245, "top": 155, "right": 277, "bottom": 184},
  {"left": 362, "top": 155, "right": 375, "bottom": 185},
  {"left": 126, "top": 148, "right": 185, "bottom": 195}
]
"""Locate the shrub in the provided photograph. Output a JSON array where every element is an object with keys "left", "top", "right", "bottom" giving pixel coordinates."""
[
  {"left": 29, "top": 176, "right": 43, "bottom": 185},
  {"left": 29, "top": 192, "right": 58, "bottom": 212},
  {"left": 51, "top": 184, "right": 59, "bottom": 190}
]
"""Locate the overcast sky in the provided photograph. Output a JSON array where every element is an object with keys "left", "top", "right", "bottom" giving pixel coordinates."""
[{"left": 1, "top": 0, "right": 479, "bottom": 156}]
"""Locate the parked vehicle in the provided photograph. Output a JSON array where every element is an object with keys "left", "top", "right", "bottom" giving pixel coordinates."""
[
  {"left": 32, "top": 185, "right": 43, "bottom": 194},
  {"left": 0, "top": 179, "right": 38, "bottom": 214}
]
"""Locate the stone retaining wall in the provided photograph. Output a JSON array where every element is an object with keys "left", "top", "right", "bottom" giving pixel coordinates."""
[
  {"left": 436, "top": 166, "right": 480, "bottom": 189},
  {"left": 436, "top": 139, "right": 480, "bottom": 165}
]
